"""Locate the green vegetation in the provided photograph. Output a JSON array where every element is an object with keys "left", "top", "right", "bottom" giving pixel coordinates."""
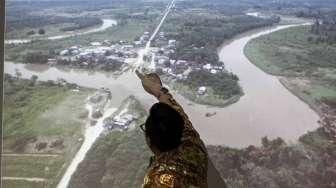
[
  {"left": 3, "top": 155, "right": 65, "bottom": 179},
  {"left": 163, "top": 10, "right": 279, "bottom": 66},
  {"left": 208, "top": 124, "right": 336, "bottom": 188},
  {"left": 3, "top": 74, "right": 89, "bottom": 149},
  {"left": 184, "top": 70, "right": 241, "bottom": 98},
  {"left": 69, "top": 96, "right": 151, "bottom": 188},
  {"left": 60, "top": 18, "right": 103, "bottom": 32},
  {"left": 245, "top": 26, "right": 336, "bottom": 115},
  {"left": 6, "top": 13, "right": 102, "bottom": 38},
  {"left": 23, "top": 51, "right": 50, "bottom": 64},
  {"left": 38, "top": 28, "right": 46, "bottom": 35},
  {"left": 69, "top": 129, "right": 150, "bottom": 188},
  {"left": 5, "top": 0, "right": 164, "bottom": 62},
  {"left": 170, "top": 70, "right": 242, "bottom": 107},
  {"left": 159, "top": 6, "right": 279, "bottom": 106},
  {"left": 5, "top": 19, "right": 150, "bottom": 62},
  {"left": 3, "top": 74, "right": 92, "bottom": 187},
  {"left": 172, "top": 82, "right": 242, "bottom": 107},
  {"left": 310, "top": 11, "right": 336, "bottom": 44},
  {"left": 218, "top": 24, "right": 336, "bottom": 187},
  {"left": 3, "top": 180, "right": 46, "bottom": 188},
  {"left": 165, "top": 14, "right": 280, "bottom": 51}
]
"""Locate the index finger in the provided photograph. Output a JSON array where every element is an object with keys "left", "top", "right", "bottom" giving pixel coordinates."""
[{"left": 135, "top": 70, "right": 145, "bottom": 80}]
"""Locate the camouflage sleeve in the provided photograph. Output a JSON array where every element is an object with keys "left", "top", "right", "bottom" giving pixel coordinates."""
[
  {"left": 158, "top": 91, "right": 201, "bottom": 142},
  {"left": 142, "top": 168, "right": 186, "bottom": 188}
]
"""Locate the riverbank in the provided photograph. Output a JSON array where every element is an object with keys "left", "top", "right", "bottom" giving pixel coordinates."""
[
  {"left": 169, "top": 80, "right": 242, "bottom": 107},
  {"left": 244, "top": 25, "right": 336, "bottom": 118},
  {"left": 208, "top": 117, "right": 336, "bottom": 187},
  {"left": 4, "top": 24, "right": 321, "bottom": 147},
  {"left": 220, "top": 23, "right": 336, "bottom": 188},
  {"left": 152, "top": 10, "right": 279, "bottom": 107},
  {"left": 2, "top": 75, "right": 93, "bottom": 187},
  {"left": 5, "top": 19, "right": 116, "bottom": 45},
  {"left": 4, "top": 19, "right": 148, "bottom": 62}
]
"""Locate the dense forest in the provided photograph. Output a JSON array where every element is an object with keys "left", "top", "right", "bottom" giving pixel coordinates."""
[{"left": 165, "top": 12, "right": 280, "bottom": 68}]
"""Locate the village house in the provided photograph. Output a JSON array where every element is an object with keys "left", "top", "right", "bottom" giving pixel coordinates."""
[
  {"left": 197, "top": 86, "right": 207, "bottom": 95},
  {"left": 90, "top": 42, "right": 102, "bottom": 46},
  {"left": 104, "top": 114, "right": 135, "bottom": 131},
  {"left": 56, "top": 39, "right": 140, "bottom": 68},
  {"left": 47, "top": 58, "right": 57, "bottom": 65}
]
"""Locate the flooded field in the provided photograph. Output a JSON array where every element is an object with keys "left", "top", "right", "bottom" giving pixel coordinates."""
[{"left": 4, "top": 25, "right": 320, "bottom": 148}]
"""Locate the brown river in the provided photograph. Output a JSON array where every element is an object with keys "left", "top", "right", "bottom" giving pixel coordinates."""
[{"left": 4, "top": 24, "right": 320, "bottom": 148}]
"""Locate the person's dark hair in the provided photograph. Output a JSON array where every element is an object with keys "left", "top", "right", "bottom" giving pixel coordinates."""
[{"left": 145, "top": 102, "right": 184, "bottom": 152}]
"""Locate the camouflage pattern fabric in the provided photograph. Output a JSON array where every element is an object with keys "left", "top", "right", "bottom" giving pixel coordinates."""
[{"left": 142, "top": 92, "right": 208, "bottom": 188}]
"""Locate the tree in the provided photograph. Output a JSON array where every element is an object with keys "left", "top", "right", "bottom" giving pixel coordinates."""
[
  {"left": 261, "top": 136, "right": 270, "bottom": 147},
  {"left": 26, "top": 30, "right": 35, "bottom": 36},
  {"left": 307, "top": 36, "right": 314, "bottom": 42},
  {"left": 24, "top": 52, "right": 49, "bottom": 64},
  {"left": 38, "top": 28, "right": 46, "bottom": 35},
  {"left": 15, "top": 69, "right": 22, "bottom": 79},
  {"left": 29, "top": 75, "right": 38, "bottom": 86}
]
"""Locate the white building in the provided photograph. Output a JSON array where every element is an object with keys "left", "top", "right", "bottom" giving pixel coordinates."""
[
  {"left": 176, "top": 60, "right": 187, "bottom": 65},
  {"left": 90, "top": 42, "right": 102, "bottom": 46},
  {"left": 168, "top": 39, "right": 176, "bottom": 46},
  {"left": 60, "top": 50, "right": 69, "bottom": 56},
  {"left": 69, "top": 46, "right": 79, "bottom": 51},
  {"left": 47, "top": 58, "right": 57, "bottom": 65},
  {"left": 197, "top": 86, "right": 207, "bottom": 95},
  {"left": 203, "top": 64, "right": 212, "bottom": 70},
  {"left": 122, "top": 45, "right": 134, "bottom": 51}
]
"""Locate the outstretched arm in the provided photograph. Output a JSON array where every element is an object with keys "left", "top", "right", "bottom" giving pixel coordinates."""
[
  {"left": 135, "top": 70, "right": 200, "bottom": 141},
  {"left": 137, "top": 71, "right": 208, "bottom": 188}
]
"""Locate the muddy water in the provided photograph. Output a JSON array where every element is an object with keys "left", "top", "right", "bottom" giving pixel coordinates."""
[
  {"left": 4, "top": 25, "right": 320, "bottom": 148},
  {"left": 178, "top": 24, "right": 320, "bottom": 147}
]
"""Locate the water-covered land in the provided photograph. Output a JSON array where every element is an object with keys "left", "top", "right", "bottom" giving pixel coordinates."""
[{"left": 3, "top": 0, "right": 336, "bottom": 187}]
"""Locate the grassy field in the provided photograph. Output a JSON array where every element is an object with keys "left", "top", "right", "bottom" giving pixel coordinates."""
[
  {"left": 2, "top": 75, "right": 92, "bottom": 187},
  {"left": 2, "top": 180, "right": 46, "bottom": 188},
  {"left": 245, "top": 25, "right": 336, "bottom": 114},
  {"left": 69, "top": 96, "right": 151, "bottom": 188},
  {"left": 3, "top": 155, "right": 65, "bottom": 178},
  {"left": 6, "top": 23, "right": 80, "bottom": 39}
]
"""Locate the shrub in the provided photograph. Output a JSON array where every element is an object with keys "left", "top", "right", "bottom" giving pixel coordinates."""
[{"left": 38, "top": 28, "right": 46, "bottom": 35}]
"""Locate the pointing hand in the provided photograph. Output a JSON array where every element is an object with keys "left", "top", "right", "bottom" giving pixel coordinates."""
[{"left": 136, "top": 70, "right": 163, "bottom": 98}]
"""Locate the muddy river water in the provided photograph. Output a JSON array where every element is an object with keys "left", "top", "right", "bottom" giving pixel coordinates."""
[{"left": 4, "top": 25, "right": 320, "bottom": 148}]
